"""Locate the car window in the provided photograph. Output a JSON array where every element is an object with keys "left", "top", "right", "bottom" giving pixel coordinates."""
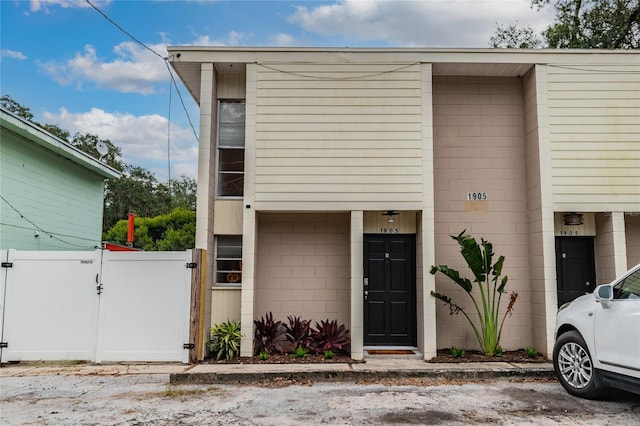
[{"left": 613, "top": 269, "right": 640, "bottom": 300}]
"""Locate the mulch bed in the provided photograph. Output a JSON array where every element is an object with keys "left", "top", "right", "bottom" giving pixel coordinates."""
[
  {"left": 204, "top": 353, "right": 363, "bottom": 364},
  {"left": 204, "top": 349, "right": 547, "bottom": 364},
  {"left": 426, "top": 349, "right": 548, "bottom": 363}
]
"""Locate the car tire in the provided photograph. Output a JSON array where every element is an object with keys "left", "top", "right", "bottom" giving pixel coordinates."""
[{"left": 553, "top": 330, "right": 603, "bottom": 399}]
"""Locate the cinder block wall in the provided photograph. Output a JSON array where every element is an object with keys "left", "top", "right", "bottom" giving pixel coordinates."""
[
  {"left": 432, "top": 75, "right": 532, "bottom": 352},
  {"left": 595, "top": 214, "right": 617, "bottom": 284},
  {"left": 255, "top": 212, "right": 351, "bottom": 329},
  {"left": 626, "top": 216, "right": 640, "bottom": 268}
]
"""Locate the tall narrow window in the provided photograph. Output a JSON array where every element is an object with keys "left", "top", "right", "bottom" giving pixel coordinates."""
[
  {"left": 217, "top": 101, "right": 245, "bottom": 197},
  {"left": 215, "top": 235, "right": 242, "bottom": 286}
]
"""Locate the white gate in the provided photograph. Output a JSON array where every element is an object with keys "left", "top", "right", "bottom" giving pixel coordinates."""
[{"left": 0, "top": 249, "right": 192, "bottom": 364}]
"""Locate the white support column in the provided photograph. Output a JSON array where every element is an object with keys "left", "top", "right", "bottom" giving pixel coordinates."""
[
  {"left": 240, "top": 63, "right": 258, "bottom": 357},
  {"left": 350, "top": 211, "right": 364, "bottom": 360},
  {"left": 196, "top": 63, "right": 214, "bottom": 251},
  {"left": 240, "top": 208, "right": 256, "bottom": 357},
  {"left": 534, "top": 65, "right": 559, "bottom": 358},
  {"left": 197, "top": 64, "right": 216, "bottom": 354},
  {"left": 420, "top": 63, "right": 437, "bottom": 360},
  {"left": 611, "top": 212, "right": 628, "bottom": 277}
]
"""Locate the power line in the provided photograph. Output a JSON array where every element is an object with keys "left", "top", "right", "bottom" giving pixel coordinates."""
[
  {"left": 1, "top": 195, "right": 100, "bottom": 249},
  {"left": 85, "top": 0, "right": 164, "bottom": 61},
  {"left": 165, "top": 61, "right": 199, "bottom": 142},
  {"left": 257, "top": 62, "right": 421, "bottom": 80},
  {"left": 84, "top": 0, "right": 199, "bottom": 178},
  {"left": 548, "top": 64, "right": 640, "bottom": 74}
]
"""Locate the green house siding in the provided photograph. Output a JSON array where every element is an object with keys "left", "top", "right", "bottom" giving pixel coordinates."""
[{"left": 1, "top": 113, "right": 117, "bottom": 251}]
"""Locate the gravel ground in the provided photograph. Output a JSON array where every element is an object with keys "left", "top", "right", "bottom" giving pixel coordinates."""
[{"left": 1, "top": 375, "right": 639, "bottom": 425}]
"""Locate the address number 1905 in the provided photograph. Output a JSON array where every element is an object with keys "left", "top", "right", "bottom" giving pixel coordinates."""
[{"left": 467, "top": 192, "right": 488, "bottom": 201}]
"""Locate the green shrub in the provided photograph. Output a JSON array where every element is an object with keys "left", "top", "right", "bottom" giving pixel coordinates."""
[
  {"left": 291, "top": 346, "right": 309, "bottom": 358},
  {"left": 449, "top": 346, "right": 466, "bottom": 358},
  {"left": 209, "top": 320, "right": 243, "bottom": 360},
  {"left": 323, "top": 350, "right": 334, "bottom": 359},
  {"left": 259, "top": 351, "right": 269, "bottom": 361},
  {"left": 525, "top": 346, "right": 538, "bottom": 358}
]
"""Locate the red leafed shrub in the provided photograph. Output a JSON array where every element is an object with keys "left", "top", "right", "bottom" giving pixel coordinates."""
[{"left": 312, "top": 319, "right": 350, "bottom": 354}]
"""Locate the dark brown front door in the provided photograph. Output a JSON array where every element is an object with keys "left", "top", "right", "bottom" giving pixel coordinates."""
[
  {"left": 555, "top": 237, "right": 596, "bottom": 306},
  {"left": 363, "top": 234, "right": 416, "bottom": 346}
]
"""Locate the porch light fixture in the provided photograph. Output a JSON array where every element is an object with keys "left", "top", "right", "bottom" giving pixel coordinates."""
[
  {"left": 563, "top": 212, "right": 584, "bottom": 226},
  {"left": 382, "top": 210, "right": 399, "bottom": 224}
]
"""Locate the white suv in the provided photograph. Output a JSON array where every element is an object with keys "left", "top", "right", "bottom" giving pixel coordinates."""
[{"left": 553, "top": 263, "right": 640, "bottom": 399}]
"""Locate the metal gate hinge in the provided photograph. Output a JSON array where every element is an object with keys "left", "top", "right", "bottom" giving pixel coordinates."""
[
  {"left": 0, "top": 342, "right": 7, "bottom": 348},
  {"left": 183, "top": 343, "right": 195, "bottom": 349},
  {"left": 1, "top": 262, "right": 13, "bottom": 268},
  {"left": 185, "top": 262, "right": 197, "bottom": 269}
]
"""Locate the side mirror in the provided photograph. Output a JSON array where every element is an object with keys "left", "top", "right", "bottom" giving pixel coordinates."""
[{"left": 595, "top": 284, "right": 613, "bottom": 308}]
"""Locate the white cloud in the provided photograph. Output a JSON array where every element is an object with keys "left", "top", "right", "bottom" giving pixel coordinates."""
[
  {"left": 38, "top": 42, "right": 168, "bottom": 94},
  {"left": 191, "top": 31, "right": 250, "bottom": 46},
  {"left": 288, "top": 0, "right": 555, "bottom": 47},
  {"left": 1, "top": 49, "right": 27, "bottom": 60},
  {"left": 270, "top": 33, "right": 297, "bottom": 47},
  {"left": 29, "top": 0, "right": 110, "bottom": 13},
  {"left": 43, "top": 107, "right": 198, "bottom": 179}
]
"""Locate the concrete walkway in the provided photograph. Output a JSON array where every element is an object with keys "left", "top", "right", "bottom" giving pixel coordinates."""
[{"left": 0, "top": 359, "right": 555, "bottom": 385}]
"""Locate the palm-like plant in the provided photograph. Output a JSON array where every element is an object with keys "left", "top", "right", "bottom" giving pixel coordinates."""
[
  {"left": 209, "top": 320, "right": 243, "bottom": 360},
  {"left": 430, "top": 230, "right": 518, "bottom": 356}
]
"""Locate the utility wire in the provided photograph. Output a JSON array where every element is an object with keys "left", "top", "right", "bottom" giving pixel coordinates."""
[
  {"left": 85, "top": 0, "right": 164, "bottom": 60},
  {"left": 257, "top": 62, "right": 420, "bottom": 80},
  {"left": 165, "top": 62, "right": 199, "bottom": 141},
  {"left": 84, "top": 0, "right": 200, "bottom": 175},
  {"left": 547, "top": 64, "right": 640, "bottom": 74},
  {"left": 1, "top": 195, "right": 100, "bottom": 248},
  {"left": 167, "top": 73, "right": 172, "bottom": 203}
]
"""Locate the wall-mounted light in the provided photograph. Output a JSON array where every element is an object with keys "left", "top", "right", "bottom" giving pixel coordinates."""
[
  {"left": 563, "top": 212, "right": 584, "bottom": 226},
  {"left": 382, "top": 210, "right": 399, "bottom": 224}
]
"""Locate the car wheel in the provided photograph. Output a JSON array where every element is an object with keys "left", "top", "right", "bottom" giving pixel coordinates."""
[{"left": 553, "top": 330, "right": 602, "bottom": 399}]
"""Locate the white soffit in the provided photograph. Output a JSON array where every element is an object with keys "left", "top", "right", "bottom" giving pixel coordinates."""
[{"left": 432, "top": 62, "right": 534, "bottom": 77}]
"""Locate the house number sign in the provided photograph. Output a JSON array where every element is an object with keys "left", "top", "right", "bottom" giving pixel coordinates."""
[
  {"left": 379, "top": 227, "right": 400, "bottom": 234},
  {"left": 467, "top": 192, "right": 488, "bottom": 201}
]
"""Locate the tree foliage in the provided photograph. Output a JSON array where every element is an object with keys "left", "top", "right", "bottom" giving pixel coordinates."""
[
  {"left": 102, "top": 207, "right": 195, "bottom": 251},
  {"left": 1, "top": 94, "right": 34, "bottom": 121},
  {"left": 492, "top": 0, "right": 640, "bottom": 49},
  {"left": 103, "top": 167, "right": 196, "bottom": 231},
  {"left": 490, "top": 22, "right": 544, "bottom": 48}
]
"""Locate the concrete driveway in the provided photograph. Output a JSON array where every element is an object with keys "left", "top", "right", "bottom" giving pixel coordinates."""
[{"left": 2, "top": 374, "right": 638, "bottom": 425}]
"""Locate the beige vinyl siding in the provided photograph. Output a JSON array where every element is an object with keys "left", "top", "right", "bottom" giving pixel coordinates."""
[
  {"left": 217, "top": 72, "right": 246, "bottom": 99},
  {"left": 547, "top": 65, "right": 640, "bottom": 211},
  {"left": 253, "top": 63, "right": 423, "bottom": 210},
  {"left": 210, "top": 288, "right": 241, "bottom": 325}
]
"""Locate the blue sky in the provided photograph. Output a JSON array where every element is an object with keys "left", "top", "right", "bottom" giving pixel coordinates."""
[{"left": 1, "top": 0, "right": 553, "bottom": 179}]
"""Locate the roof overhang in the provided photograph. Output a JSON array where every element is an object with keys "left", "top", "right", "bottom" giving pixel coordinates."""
[
  {"left": 0, "top": 108, "right": 121, "bottom": 180},
  {"left": 166, "top": 47, "right": 639, "bottom": 105}
]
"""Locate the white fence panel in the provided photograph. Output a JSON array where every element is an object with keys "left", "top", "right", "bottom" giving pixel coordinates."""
[
  {"left": 96, "top": 250, "right": 192, "bottom": 363},
  {"left": 0, "top": 250, "right": 101, "bottom": 363}
]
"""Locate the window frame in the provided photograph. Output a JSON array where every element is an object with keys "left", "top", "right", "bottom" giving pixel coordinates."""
[
  {"left": 214, "top": 235, "right": 243, "bottom": 287},
  {"left": 216, "top": 100, "right": 246, "bottom": 199}
]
